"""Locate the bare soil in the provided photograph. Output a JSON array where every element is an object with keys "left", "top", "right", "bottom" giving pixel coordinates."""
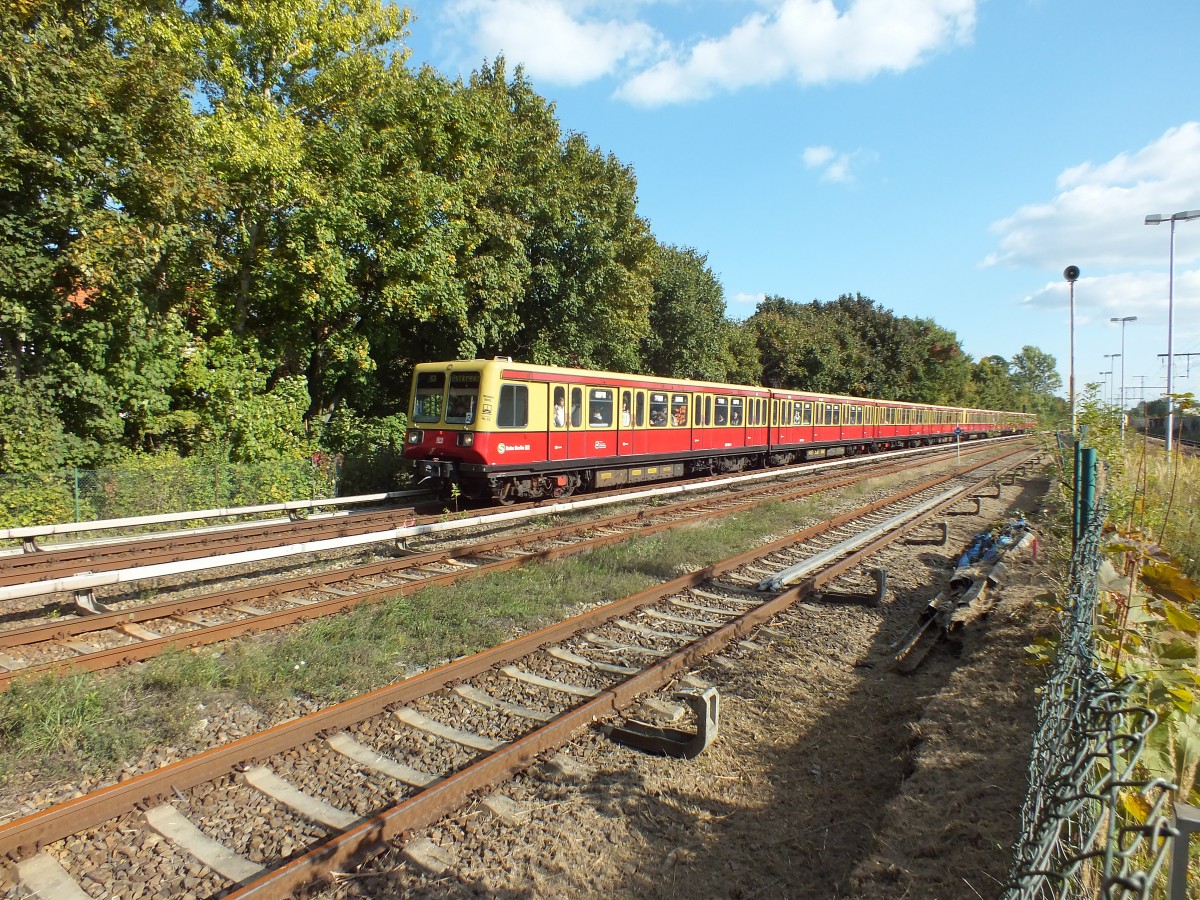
[{"left": 320, "top": 475, "right": 1058, "bottom": 899}]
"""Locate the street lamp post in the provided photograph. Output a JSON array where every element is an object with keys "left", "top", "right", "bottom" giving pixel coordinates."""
[
  {"left": 1110, "top": 316, "right": 1136, "bottom": 438},
  {"left": 1065, "top": 266, "right": 1080, "bottom": 434},
  {"left": 1145, "top": 210, "right": 1200, "bottom": 453},
  {"left": 1103, "top": 354, "right": 1119, "bottom": 406}
]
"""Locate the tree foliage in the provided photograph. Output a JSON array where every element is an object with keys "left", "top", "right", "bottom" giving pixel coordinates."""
[{"left": 0, "top": 2, "right": 1064, "bottom": 477}]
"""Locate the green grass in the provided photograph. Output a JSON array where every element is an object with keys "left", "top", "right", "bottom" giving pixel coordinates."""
[{"left": 1, "top": 494, "right": 824, "bottom": 778}]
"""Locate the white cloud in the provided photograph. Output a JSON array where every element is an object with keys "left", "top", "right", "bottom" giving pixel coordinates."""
[
  {"left": 618, "top": 0, "right": 976, "bottom": 105},
  {"left": 729, "top": 291, "right": 765, "bottom": 319},
  {"left": 987, "top": 122, "right": 1200, "bottom": 271},
  {"left": 436, "top": 1, "right": 976, "bottom": 103},
  {"left": 803, "top": 144, "right": 874, "bottom": 184},
  {"left": 444, "top": 0, "right": 662, "bottom": 86},
  {"left": 802, "top": 145, "right": 835, "bottom": 167}
]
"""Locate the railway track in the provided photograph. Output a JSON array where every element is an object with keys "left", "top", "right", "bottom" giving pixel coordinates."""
[
  {"left": 0, "top": 440, "right": 1022, "bottom": 589},
  {"left": 0, "top": 442, "right": 1029, "bottom": 687},
  {"left": 0, "top": 447, "right": 1038, "bottom": 898},
  {"left": 0, "top": 503, "right": 437, "bottom": 589},
  {"left": 1140, "top": 432, "right": 1200, "bottom": 456}
]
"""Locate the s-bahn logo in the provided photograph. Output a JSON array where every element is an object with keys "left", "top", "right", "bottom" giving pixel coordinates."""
[{"left": 496, "top": 442, "right": 530, "bottom": 455}]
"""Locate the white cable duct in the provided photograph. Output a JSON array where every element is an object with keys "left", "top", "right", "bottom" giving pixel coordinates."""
[
  {"left": 755, "top": 483, "right": 970, "bottom": 592},
  {"left": 0, "top": 489, "right": 427, "bottom": 543},
  {"left": 0, "top": 437, "right": 1020, "bottom": 603}
]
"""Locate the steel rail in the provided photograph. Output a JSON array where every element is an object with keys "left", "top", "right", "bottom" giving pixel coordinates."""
[
  {"left": 0, "top": 504, "right": 433, "bottom": 587},
  {"left": 0, "top": 445, "right": 1024, "bottom": 687},
  {"left": 227, "top": 450, "right": 1039, "bottom": 897},
  {"left": 0, "top": 447, "right": 1035, "bottom": 869},
  {"left": 0, "top": 438, "right": 1026, "bottom": 598}
]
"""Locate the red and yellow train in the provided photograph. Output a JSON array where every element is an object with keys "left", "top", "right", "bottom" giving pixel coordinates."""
[{"left": 404, "top": 359, "right": 1036, "bottom": 502}]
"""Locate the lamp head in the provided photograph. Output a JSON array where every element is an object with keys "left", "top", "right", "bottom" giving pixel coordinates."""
[{"left": 1064, "top": 265, "right": 1080, "bottom": 283}]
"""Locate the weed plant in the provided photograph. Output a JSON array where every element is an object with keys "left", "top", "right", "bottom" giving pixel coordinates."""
[{"left": 1049, "top": 388, "right": 1200, "bottom": 887}]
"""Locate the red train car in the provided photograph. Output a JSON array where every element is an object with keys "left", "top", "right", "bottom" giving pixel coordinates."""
[{"left": 403, "top": 359, "right": 1035, "bottom": 502}]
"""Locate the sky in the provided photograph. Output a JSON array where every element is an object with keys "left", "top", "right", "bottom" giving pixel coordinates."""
[{"left": 397, "top": 1, "right": 1200, "bottom": 409}]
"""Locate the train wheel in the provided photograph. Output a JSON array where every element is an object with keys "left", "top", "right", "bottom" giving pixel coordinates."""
[{"left": 496, "top": 481, "right": 517, "bottom": 506}]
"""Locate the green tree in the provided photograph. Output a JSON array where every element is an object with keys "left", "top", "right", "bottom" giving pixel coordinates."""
[
  {"left": 0, "top": 0, "right": 209, "bottom": 467},
  {"left": 641, "top": 245, "right": 728, "bottom": 380},
  {"left": 748, "top": 296, "right": 851, "bottom": 391},
  {"left": 968, "top": 355, "right": 1019, "bottom": 411},
  {"left": 719, "top": 319, "right": 763, "bottom": 386},
  {"left": 907, "top": 318, "right": 971, "bottom": 404},
  {"left": 190, "top": 0, "right": 409, "bottom": 420},
  {"left": 1011, "top": 345, "right": 1063, "bottom": 415},
  {"left": 360, "top": 60, "right": 654, "bottom": 383}
]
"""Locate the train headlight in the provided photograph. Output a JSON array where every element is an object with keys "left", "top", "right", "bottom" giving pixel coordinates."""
[
  {"left": 407, "top": 429, "right": 423, "bottom": 444},
  {"left": 457, "top": 432, "right": 475, "bottom": 447}
]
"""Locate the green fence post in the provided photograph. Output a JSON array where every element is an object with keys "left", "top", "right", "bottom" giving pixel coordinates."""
[
  {"left": 73, "top": 467, "right": 81, "bottom": 522},
  {"left": 1081, "top": 447, "right": 1098, "bottom": 532},
  {"left": 1080, "top": 441, "right": 1089, "bottom": 547}
]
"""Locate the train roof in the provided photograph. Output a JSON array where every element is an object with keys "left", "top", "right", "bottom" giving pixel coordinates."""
[{"left": 412, "top": 358, "right": 1033, "bottom": 417}]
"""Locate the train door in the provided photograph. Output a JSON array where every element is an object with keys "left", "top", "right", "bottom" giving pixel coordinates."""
[
  {"left": 746, "top": 396, "right": 767, "bottom": 449},
  {"left": 713, "top": 395, "right": 731, "bottom": 450},
  {"left": 549, "top": 382, "right": 568, "bottom": 461},
  {"left": 566, "top": 385, "right": 588, "bottom": 458},
  {"left": 585, "top": 386, "right": 617, "bottom": 460},
  {"left": 729, "top": 397, "right": 745, "bottom": 450},
  {"left": 631, "top": 390, "right": 649, "bottom": 455},
  {"left": 694, "top": 394, "right": 712, "bottom": 452},
  {"left": 617, "top": 388, "right": 635, "bottom": 456}
]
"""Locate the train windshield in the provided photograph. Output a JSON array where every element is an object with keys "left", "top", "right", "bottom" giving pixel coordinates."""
[
  {"left": 412, "top": 372, "right": 445, "bottom": 423},
  {"left": 445, "top": 371, "right": 480, "bottom": 424}
]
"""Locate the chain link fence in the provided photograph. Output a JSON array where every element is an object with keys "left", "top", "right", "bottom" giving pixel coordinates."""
[
  {"left": 0, "top": 453, "right": 410, "bottom": 531},
  {"left": 1004, "top": 501, "right": 1179, "bottom": 898}
]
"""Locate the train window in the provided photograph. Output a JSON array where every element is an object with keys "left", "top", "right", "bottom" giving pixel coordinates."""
[
  {"left": 671, "top": 394, "right": 689, "bottom": 427},
  {"left": 800, "top": 402, "right": 811, "bottom": 425},
  {"left": 635, "top": 392, "right": 646, "bottom": 427},
  {"left": 715, "top": 396, "right": 728, "bottom": 425},
  {"left": 496, "top": 384, "right": 528, "bottom": 428},
  {"left": 620, "top": 390, "right": 632, "bottom": 427},
  {"left": 832, "top": 404, "right": 841, "bottom": 426},
  {"left": 649, "top": 393, "right": 669, "bottom": 427},
  {"left": 704, "top": 395, "right": 713, "bottom": 426},
  {"left": 445, "top": 372, "right": 480, "bottom": 424},
  {"left": 412, "top": 372, "right": 445, "bottom": 423},
  {"left": 589, "top": 389, "right": 613, "bottom": 427},
  {"left": 730, "top": 397, "right": 743, "bottom": 426},
  {"left": 570, "top": 387, "right": 583, "bottom": 427}
]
